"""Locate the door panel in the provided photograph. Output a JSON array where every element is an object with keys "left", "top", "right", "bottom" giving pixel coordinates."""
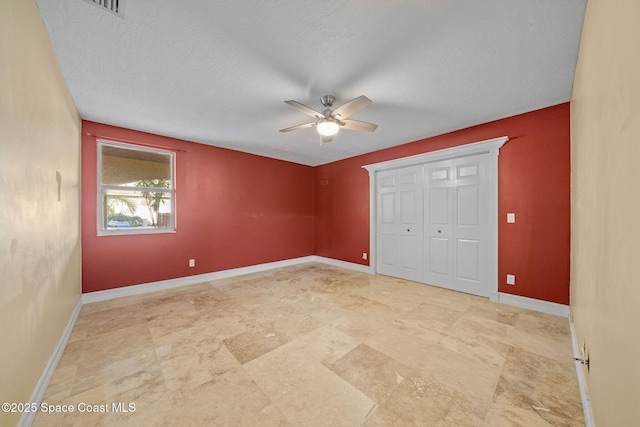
[
  {"left": 430, "top": 166, "right": 450, "bottom": 181},
  {"left": 457, "top": 185, "right": 479, "bottom": 226},
  {"left": 377, "top": 173, "right": 397, "bottom": 277},
  {"left": 429, "top": 237, "right": 449, "bottom": 275},
  {"left": 457, "top": 163, "right": 479, "bottom": 178},
  {"left": 399, "top": 170, "right": 418, "bottom": 185},
  {"left": 376, "top": 166, "right": 423, "bottom": 281},
  {"left": 452, "top": 155, "right": 488, "bottom": 296},
  {"left": 400, "top": 235, "right": 419, "bottom": 269},
  {"left": 380, "top": 175, "right": 396, "bottom": 188},
  {"left": 456, "top": 238, "right": 480, "bottom": 281},
  {"left": 429, "top": 188, "right": 450, "bottom": 225},
  {"left": 424, "top": 160, "right": 454, "bottom": 288},
  {"left": 379, "top": 233, "right": 397, "bottom": 273},
  {"left": 381, "top": 193, "right": 395, "bottom": 224},
  {"left": 398, "top": 186, "right": 421, "bottom": 279},
  {"left": 401, "top": 190, "right": 416, "bottom": 224}
]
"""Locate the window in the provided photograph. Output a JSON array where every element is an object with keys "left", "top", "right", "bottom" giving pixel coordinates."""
[{"left": 98, "top": 141, "right": 175, "bottom": 235}]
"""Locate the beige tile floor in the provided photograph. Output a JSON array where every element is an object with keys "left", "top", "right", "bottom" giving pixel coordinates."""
[{"left": 32, "top": 263, "right": 584, "bottom": 426}]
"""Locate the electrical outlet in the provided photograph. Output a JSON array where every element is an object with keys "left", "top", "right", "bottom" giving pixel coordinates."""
[
  {"left": 362, "top": 252, "right": 367, "bottom": 260},
  {"left": 189, "top": 259, "right": 195, "bottom": 268},
  {"left": 506, "top": 274, "right": 515, "bottom": 285},
  {"left": 507, "top": 213, "right": 516, "bottom": 223}
]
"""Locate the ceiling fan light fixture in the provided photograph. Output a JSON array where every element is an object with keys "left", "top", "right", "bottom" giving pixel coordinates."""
[
  {"left": 317, "top": 119, "right": 339, "bottom": 136},
  {"left": 281, "top": 95, "right": 376, "bottom": 138}
]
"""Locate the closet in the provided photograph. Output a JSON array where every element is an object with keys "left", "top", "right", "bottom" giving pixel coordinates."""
[{"left": 364, "top": 137, "right": 507, "bottom": 299}]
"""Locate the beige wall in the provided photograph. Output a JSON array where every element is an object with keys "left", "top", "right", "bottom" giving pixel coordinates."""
[
  {"left": 571, "top": 0, "right": 640, "bottom": 425},
  {"left": 0, "top": 1, "right": 81, "bottom": 426}
]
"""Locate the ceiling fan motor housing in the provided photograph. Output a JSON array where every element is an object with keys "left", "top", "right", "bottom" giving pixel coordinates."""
[{"left": 320, "top": 95, "right": 335, "bottom": 108}]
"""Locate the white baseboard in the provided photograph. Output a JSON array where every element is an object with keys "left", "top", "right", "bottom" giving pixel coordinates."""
[
  {"left": 82, "top": 256, "right": 319, "bottom": 304},
  {"left": 570, "top": 318, "right": 595, "bottom": 427},
  {"left": 498, "top": 292, "right": 570, "bottom": 318},
  {"left": 18, "top": 297, "right": 83, "bottom": 427},
  {"left": 82, "top": 256, "right": 373, "bottom": 304},
  {"left": 311, "top": 256, "right": 373, "bottom": 274}
]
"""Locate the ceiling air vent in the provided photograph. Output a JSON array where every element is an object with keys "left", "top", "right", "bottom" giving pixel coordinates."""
[{"left": 84, "top": 0, "right": 124, "bottom": 18}]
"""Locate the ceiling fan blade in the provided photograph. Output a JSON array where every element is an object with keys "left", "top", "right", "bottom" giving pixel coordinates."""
[
  {"left": 331, "top": 95, "right": 372, "bottom": 120},
  {"left": 320, "top": 134, "right": 333, "bottom": 144},
  {"left": 284, "top": 100, "right": 324, "bottom": 119},
  {"left": 340, "top": 119, "right": 378, "bottom": 132},
  {"left": 279, "top": 122, "right": 317, "bottom": 133}
]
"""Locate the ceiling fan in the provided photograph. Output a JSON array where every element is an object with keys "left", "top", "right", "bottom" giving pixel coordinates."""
[{"left": 279, "top": 95, "right": 378, "bottom": 144}]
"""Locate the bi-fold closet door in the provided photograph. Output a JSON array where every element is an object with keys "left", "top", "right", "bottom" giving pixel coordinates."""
[
  {"left": 376, "top": 153, "right": 490, "bottom": 297},
  {"left": 424, "top": 154, "right": 489, "bottom": 296},
  {"left": 376, "top": 165, "right": 423, "bottom": 282}
]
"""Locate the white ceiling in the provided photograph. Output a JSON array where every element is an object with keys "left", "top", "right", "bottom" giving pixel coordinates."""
[{"left": 36, "top": 0, "right": 586, "bottom": 166}]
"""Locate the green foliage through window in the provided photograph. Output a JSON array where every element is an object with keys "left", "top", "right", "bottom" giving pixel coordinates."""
[{"left": 98, "top": 141, "right": 175, "bottom": 234}]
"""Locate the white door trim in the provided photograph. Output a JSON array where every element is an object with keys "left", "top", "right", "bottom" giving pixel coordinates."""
[{"left": 362, "top": 136, "right": 509, "bottom": 301}]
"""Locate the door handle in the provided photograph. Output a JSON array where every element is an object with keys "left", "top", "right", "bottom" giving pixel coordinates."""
[{"left": 438, "top": 230, "right": 442, "bottom": 233}]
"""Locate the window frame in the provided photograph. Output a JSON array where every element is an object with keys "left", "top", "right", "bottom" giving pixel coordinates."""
[{"left": 97, "top": 140, "right": 176, "bottom": 236}]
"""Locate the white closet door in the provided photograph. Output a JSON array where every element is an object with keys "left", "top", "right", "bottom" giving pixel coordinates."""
[
  {"left": 452, "top": 155, "right": 488, "bottom": 296},
  {"left": 376, "top": 154, "right": 490, "bottom": 296},
  {"left": 376, "top": 166, "right": 423, "bottom": 282},
  {"left": 424, "top": 160, "right": 455, "bottom": 288},
  {"left": 366, "top": 136, "right": 506, "bottom": 301},
  {"left": 377, "top": 170, "right": 398, "bottom": 277},
  {"left": 423, "top": 154, "right": 489, "bottom": 297}
]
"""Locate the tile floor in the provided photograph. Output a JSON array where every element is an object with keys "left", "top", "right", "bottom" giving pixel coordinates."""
[{"left": 32, "top": 263, "right": 584, "bottom": 426}]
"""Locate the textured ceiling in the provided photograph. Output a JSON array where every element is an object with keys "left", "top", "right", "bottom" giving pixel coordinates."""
[{"left": 36, "top": 0, "right": 586, "bottom": 166}]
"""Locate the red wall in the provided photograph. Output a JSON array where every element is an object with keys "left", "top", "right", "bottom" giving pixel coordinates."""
[
  {"left": 81, "top": 121, "right": 315, "bottom": 293},
  {"left": 82, "top": 104, "right": 570, "bottom": 304},
  {"left": 314, "top": 103, "right": 571, "bottom": 304}
]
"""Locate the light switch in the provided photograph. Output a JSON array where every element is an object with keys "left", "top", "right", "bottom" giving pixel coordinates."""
[{"left": 507, "top": 213, "right": 516, "bottom": 223}]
